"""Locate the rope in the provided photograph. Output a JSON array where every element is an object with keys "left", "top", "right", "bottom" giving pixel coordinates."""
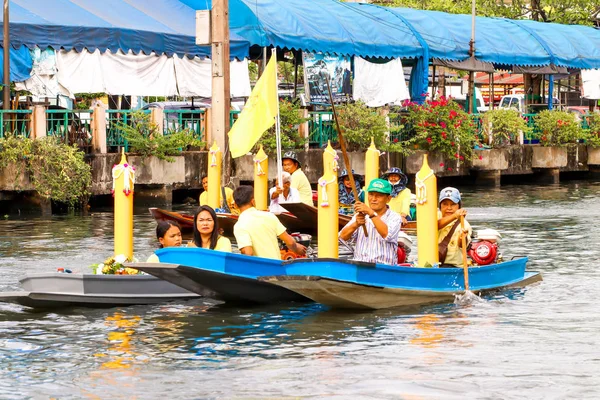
[
  {"left": 112, "top": 163, "right": 135, "bottom": 196},
  {"left": 318, "top": 175, "right": 337, "bottom": 207},
  {"left": 415, "top": 169, "right": 434, "bottom": 205},
  {"left": 325, "top": 146, "right": 339, "bottom": 172},
  {"left": 253, "top": 153, "right": 268, "bottom": 176}
]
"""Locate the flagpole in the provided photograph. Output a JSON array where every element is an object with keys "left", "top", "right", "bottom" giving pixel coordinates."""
[{"left": 272, "top": 48, "right": 283, "bottom": 188}]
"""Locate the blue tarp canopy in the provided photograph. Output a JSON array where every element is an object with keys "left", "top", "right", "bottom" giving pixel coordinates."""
[
  {"left": 0, "top": 0, "right": 249, "bottom": 59},
  {"left": 192, "top": 0, "right": 600, "bottom": 70}
]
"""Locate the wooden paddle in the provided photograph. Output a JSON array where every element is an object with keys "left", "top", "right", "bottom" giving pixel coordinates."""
[
  {"left": 324, "top": 76, "right": 368, "bottom": 237},
  {"left": 460, "top": 215, "right": 470, "bottom": 291}
]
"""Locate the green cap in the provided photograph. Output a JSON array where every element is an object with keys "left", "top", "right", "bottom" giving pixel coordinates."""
[{"left": 366, "top": 178, "right": 392, "bottom": 195}]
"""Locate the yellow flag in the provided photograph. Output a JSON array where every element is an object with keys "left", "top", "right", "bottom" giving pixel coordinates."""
[{"left": 228, "top": 54, "right": 278, "bottom": 158}]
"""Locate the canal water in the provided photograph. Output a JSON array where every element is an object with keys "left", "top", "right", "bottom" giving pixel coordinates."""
[{"left": 0, "top": 182, "right": 598, "bottom": 399}]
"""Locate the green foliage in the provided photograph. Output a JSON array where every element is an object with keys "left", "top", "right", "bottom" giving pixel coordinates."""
[
  {"left": 482, "top": 109, "right": 531, "bottom": 147},
  {"left": 336, "top": 101, "right": 388, "bottom": 151},
  {"left": 369, "top": 0, "right": 598, "bottom": 25},
  {"left": 395, "top": 97, "right": 477, "bottom": 163},
  {"left": 119, "top": 111, "right": 205, "bottom": 161},
  {"left": 256, "top": 100, "right": 308, "bottom": 155},
  {"left": 585, "top": 113, "right": 600, "bottom": 147},
  {"left": 74, "top": 93, "right": 106, "bottom": 109},
  {"left": 0, "top": 136, "right": 91, "bottom": 207},
  {"left": 534, "top": 110, "right": 584, "bottom": 147}
]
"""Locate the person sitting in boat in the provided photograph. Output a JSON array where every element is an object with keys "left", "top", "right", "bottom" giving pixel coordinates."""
[
  {"left": 339, "top": 178, "right": 402, "bottom": 266},
  {"left": 147, "top": 220, "right": 183, "bottom": 262},
  {"left": 269, "top": 171, "right": 300, "bottom": 213},
  {"left": 382, "top": 167, "right": 412, "bottom": 224},
  {"left": 188, "top": 205, "right": 232, "bottom": 252},
  {"left": 438, "top": 187, "right": 472, "bottom": 267},
  {"left": 233, "top": 185, "right": 306, "bottom": 259},
  {"left": 282, "top": 151, "right": 313, "bottom": 206},
  {"left": 338, "top": 169, "right": 363, "bottom": 207},
  {"left": 199, "top": 175, "right": 239, "bottom": 215}
]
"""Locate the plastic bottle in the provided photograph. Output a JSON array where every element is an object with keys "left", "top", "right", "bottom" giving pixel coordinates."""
[{"left": 57, "top": 268, "right": 65, "bottom": 273}]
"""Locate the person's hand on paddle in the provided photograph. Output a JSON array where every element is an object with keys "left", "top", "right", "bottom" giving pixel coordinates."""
[
  {"left": 453, "top": 208, "right": 467, "bottom": 220},
  {"left": 355, "top": 212, "right": 366, "bottom": 226},
  {"left": 354, "top": 201, "right": 374, "bottom": 217}
]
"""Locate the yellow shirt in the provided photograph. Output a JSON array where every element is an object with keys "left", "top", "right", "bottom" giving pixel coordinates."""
[
  {"left": 388, "top": 188, "right": 411, "bottom": 217},
  {"left": 438, "top": 210, "right": 472, "bottom": 266},
  {"left": 234, "top": 207, "right": 286, "bottom": 260},
  {"left": 199, "top": 187, "right": 239, "bottom": 215},
  {"left": 291, "top": 169, "right": 313, "bottom": 206},
  {"left": 186, "top": 236, "right": 232, "bottom": 253},
  {"left": 146, "top": 253, "right": 159, "bottom": 263}
]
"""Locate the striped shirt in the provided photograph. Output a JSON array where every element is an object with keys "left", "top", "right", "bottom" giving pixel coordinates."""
[{"left": 340, "top": 208, "right": 402, "bottom": 266}]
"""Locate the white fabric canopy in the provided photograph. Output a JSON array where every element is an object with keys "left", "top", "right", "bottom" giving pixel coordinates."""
[
  {"left": 352, "top": 57, "right": 410, "bottom": 107},
  {"left": 16, "top": 49, "right": 251, "bottom": 98},
  {"left": 581, "top": 69, "right": 600, "bottom": 100}
]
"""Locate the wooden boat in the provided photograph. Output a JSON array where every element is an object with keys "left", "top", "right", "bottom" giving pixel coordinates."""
[
  {"left": 0, "top": 273, "right": 201, "bottom": 309},
  {"left": 260, "top": 257, "right": 542, "bottom": 310},
  {"left": 131, "top": 248, "right": 310, "bottom": 304},
  {"left": 131, "top": 248, "right": 540, "bottom": 309}
]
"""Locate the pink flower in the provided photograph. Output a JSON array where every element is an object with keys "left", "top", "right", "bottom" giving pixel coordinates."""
[
  {"left": 479, "top": 155, "right": 483, "bottom": 160},
  {"left": 459, "top": 155, "right": 464, "bottom": 161},
  {"left": 449, "top": 110, "right": 458, "bottom": 120},
  {"left": 447, "top": 167, "right": 453, "bottom": 171},
  {"left": 426, "top": 137, "right": 432, "bottom": 144},
  {"left": 451, "top": 141, "right": 455, "bottom": 146},
  {"left": 440, "top": 122, "right": 447, "bottom": 129},
  {"left": 440, "top": 163, "right": 445, "bottom": 167},
  {"left": 441, "top": 132, "right": 447, "bottom": 139},
  {"left": 393, "top": 138, "right": 399, "bottom": 143},
  {"left": 455, "top": 153, "right": 460, "bottom": 158}
]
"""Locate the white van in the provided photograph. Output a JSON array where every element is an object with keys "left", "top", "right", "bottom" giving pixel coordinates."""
[
  {"left": 498, "top": 94, "right": 560, "bottom": 114},
  {"left": 429, "top": 85, "right": 488, "bottom": 113}
]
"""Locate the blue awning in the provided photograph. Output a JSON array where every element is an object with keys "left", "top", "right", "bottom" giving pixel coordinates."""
[
  {"left": 191, "top": 0, "right": 600, "bottom": 69},
  {"left": 0, "top": 45, "right": 32, "bottom": 82},
  {"left": 0, "top": 0, "right": 250, "bottom": 59}
]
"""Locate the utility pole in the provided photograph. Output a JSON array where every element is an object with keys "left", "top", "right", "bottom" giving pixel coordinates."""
[
  {"left": 211, "top": 0, "right": 232, "bottom": 183},
  {"left": 467, "top": 0, "right": 476, "bottom": 114},
  {"left": 3, "top": 0, "right": 10, "bottom": 110}
]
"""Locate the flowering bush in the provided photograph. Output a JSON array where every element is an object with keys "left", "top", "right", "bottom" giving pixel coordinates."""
[
  {"left": 392, "top": 96, "right": 477, "bottom": 163},
  {"left": 584, "top": 113, "right": 600, "bottom": 147},
  {"left": 482, "top": 109, "right": 531, "bottom": 147},
  {"left": 91, "top": 254, "right": 140, "bottom": 275},
  {"left": 534, "top": 110, "right": 584, "bottom": 147}
]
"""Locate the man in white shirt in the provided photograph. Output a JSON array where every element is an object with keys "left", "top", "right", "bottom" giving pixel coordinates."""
[{"left": 269, "top": 172, "right": 300, "bottom": 213}]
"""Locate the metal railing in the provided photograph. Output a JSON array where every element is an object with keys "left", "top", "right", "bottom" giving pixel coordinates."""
[
  {"left": 163, "top": 109, "right": 206, "bottom": 140},
  {"left": 46, "top": 109, "right": 93, "bottom": 150},
  {"left": 522, "top": 114, "right": 542, "bottom": 143},
  {"left": 0, "top": 109, "right": 32, "bottom": 138},
  {"left": 106, "top": 109, "right": 151, "bottom": 151},
  {"left": 308, "top": 111, "right": 336, "bottom": 147}
]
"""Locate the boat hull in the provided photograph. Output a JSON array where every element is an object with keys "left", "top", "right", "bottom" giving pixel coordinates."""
[
  {"left": 0, "top": 273, "right": 200, "bottom": 309},
  {"left": 260, "top": 272, "right": 542, "bottom": 310},
  {"left": 132, "top": 248, "right": 310, "bottom": 304}
]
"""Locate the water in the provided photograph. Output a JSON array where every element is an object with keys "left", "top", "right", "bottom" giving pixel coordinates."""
[{"left": 0, "top": 183, "right": 599, "bottom": 399}]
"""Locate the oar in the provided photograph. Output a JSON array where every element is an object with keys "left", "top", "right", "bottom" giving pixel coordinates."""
[
  {"left": 460, "top": 215, "right": 470, "bottom": 291},
  {"left": 324, "top": 75, "right": 368, "bottom": 237}
]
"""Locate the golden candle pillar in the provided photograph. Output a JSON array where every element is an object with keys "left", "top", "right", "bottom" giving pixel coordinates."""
[
  {"left": 207, "top": 141, "right": 222, "bottom": 209},
  {"left": 112, "top": 150, "right": 135, "bottom": 259},
  {"left": 318, "top": 142, "right": 339, "bottom": 258},
  {"left": 364, "top": 137, "right": 380, "bottom": 189},
  {"left": 415, "top": 154, "right": 438, "bottom": 267},
  {"left": 253, "top": 145, "right": 269, "bottom": 211}
]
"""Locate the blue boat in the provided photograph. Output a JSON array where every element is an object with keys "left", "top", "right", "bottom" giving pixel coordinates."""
[
  {"left": 134, "top": 247, "right": 309, "bottom": 304},
  {"left": 132, "top": 247, "right": 541, "bottom": 309}
]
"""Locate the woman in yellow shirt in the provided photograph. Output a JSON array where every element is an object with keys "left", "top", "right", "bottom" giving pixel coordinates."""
[
  {"left": 189, "top": 205, "right": 232, "bottom": 252},
  {"left": 382, "top": 167, "right": 411, "bottom": 223},
  {"left": 147, "top": 220, "right": 183, "bottom": 262}
]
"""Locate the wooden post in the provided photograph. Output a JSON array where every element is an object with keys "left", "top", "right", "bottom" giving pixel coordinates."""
[
  {"left": 2, "top": 0, "right": 10, "bottom": 111},
  {"left": 32, "top": 105, "right": 46, "bottom": 139},
  {"left": 92, "top": 105, "right": 107, "bottom": 153},
  {"left": 211, "top": 0, "right": 231, "bottom": 182},
  {"left": 150, "top": 108, "right": 164, "bottom": 136}
]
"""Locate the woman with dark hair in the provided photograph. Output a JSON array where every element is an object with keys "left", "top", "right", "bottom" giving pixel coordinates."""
[
  {"left": 190, "top": 205, "right": 232, "bottom": 252},
  {"left": 147, "top": 220, "right": 183, "bottom": 262}
]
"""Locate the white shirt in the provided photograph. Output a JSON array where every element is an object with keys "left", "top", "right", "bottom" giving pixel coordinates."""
[{"left": 269, "top": 186, "right": 301, "bottom": 213}]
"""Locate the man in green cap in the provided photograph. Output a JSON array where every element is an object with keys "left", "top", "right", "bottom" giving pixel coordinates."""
[{"left": 339, "top": 178, "right": 402, "bottom": 266}]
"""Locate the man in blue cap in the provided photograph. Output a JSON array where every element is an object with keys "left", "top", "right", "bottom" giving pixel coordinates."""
[{"left": 339, "top": 178, "right": 402, "bottom": 266}]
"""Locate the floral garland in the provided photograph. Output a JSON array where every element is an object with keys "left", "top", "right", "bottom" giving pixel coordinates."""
[
  {"left": 91, "top": 254, "right": 141, "bottom": 275},
  {"left": 253, "top": 153, "right": 268, "bottom": 176},
  {"left": 111, "top": 163, "right": 136, "bottom": 196}
]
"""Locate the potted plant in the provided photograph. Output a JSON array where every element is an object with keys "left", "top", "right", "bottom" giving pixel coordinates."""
[{"left": 482, "top": 109, "right": 531, "bottom": 147}]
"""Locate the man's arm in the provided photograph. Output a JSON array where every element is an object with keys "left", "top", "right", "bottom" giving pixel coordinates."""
[
  {"left": 240, "top": 246, "right": 254, "bottom": 256},
  {"left": 354, "top": 202, "right": 388, "bottom": 238},
  {"left": 438, "top": 209, "right": 467, "bottom": 230},
  {"left": 279, "top": 232, "right": 306, "bottom": 256},
  {"left": 339, "top": 215, "right": 362, "bottom": 241}
]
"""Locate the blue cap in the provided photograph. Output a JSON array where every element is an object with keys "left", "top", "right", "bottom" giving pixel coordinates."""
[{"left": 439, "top": 187, "right": 461, "bottom": 204}]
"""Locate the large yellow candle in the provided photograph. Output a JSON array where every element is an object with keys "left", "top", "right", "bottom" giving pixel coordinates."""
[
  {"left": 415, "top": 154, "right": 438, "bottom": 267},
  {"left": 207, "top": 141, "right": 222, "bottom": 209},
  {"left": 364, "top": 137, "right": 380, "bottom": 189},
  {"left": 254, "top": 145, "right": 269, "bottom": 211},
  {"left": 112, "top": 150, "right": 134, "bottom": 259},
  {"left": 318, "top": 141, "right": 339, "bottom": 258}
]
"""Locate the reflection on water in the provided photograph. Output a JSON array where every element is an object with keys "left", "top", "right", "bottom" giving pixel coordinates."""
[{"left": 0, "top": 184, "right": 599, "bottom": 398}]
